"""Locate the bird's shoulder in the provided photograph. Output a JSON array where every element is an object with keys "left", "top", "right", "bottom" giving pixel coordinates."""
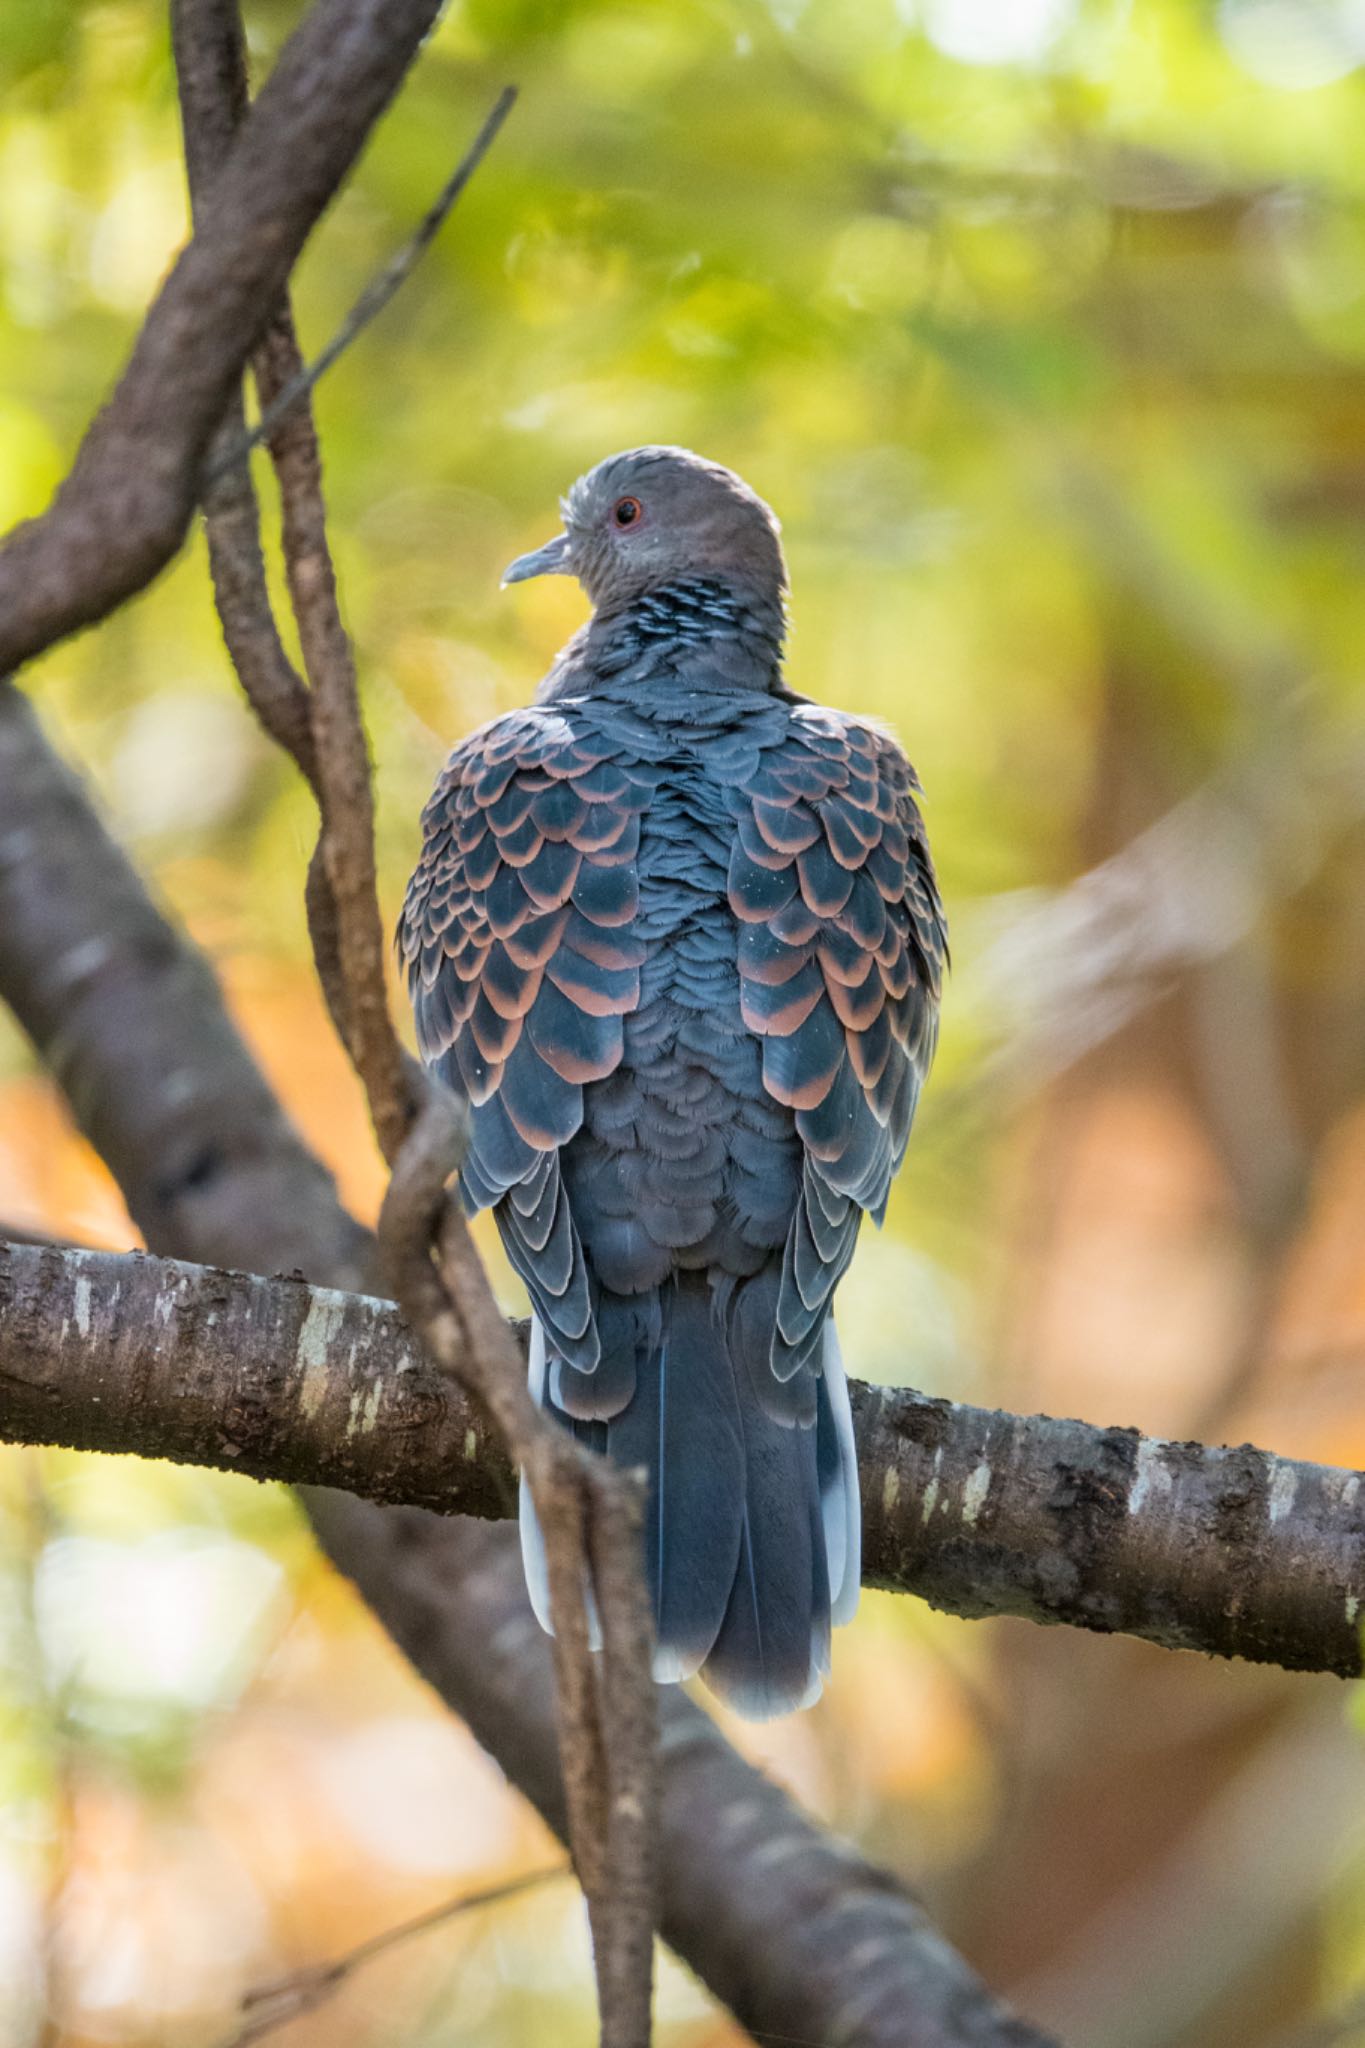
[
  {"left": 409, "top": 700, "right": 665, "bottom": 859},
  {"left": 728, "top": 696, "right": 942, "bottom": 936},
  {"left": 422, "top": 698, "right": 638, "bottom": 796},
  {"left": 771, "top": 693, "right": 921, "bottom": 789}
]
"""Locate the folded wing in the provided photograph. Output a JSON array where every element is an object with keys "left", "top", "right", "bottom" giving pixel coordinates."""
[
  {"left": 727, "top": 705, "right": 947, "bottom": 1407},
  {"left": 398, "top": 708, "right": 654, "bottom": 1372}
]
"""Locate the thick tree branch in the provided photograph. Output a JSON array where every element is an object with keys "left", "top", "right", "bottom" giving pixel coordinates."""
[
  {"left": 0, "top": 1239, "right": 508, "bottom": 1519},
  {"left": 857, "top": 1383, "right": 1365, "bottom": 1675},
  {"left": 2, "top": 1235, "right": 1362, "bottom": 1682},
  {"left": 0, "top": 0, "right": 444, "bottom": 679},
  {"left": 0, "top": 676, "right": 1048, "bottom": 2045},
  {"left": 0, "top": 682, "right": 372, "bottom": 1285}
]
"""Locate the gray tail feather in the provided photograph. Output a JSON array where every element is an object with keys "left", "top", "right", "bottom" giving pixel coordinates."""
[{"left": 518, "top": 1281, "right": 861, "bottom": 1719}]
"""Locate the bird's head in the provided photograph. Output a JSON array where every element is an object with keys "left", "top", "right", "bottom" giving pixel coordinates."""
[{"left": 502, "top": 446, "right": 787, "bottom": 615}]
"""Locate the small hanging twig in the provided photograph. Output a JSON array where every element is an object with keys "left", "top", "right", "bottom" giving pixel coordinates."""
[{"left": 216, "top": 1864, "right": 569, "bottom": 2048}]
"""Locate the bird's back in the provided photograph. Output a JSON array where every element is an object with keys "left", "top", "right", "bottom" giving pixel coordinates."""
[{"left": 401, "top": 448, "right": 944, "bottom": 1717}]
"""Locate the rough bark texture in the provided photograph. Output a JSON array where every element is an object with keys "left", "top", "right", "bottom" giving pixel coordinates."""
[
  {"left": 854, "top": 1382, "right": 1365, "bottom": 1677},
  {"left": 3, "top": 1235, "right": 1363, "bottom": 1682},
  {"left": 0, "top": 680, "right": 1049, "bottom": 2047},
  {"left": 0, "top": 0, "right": 444, "bottom": 678},
  {"left": 0, "top": 1241, "right": 510, "bottom": 1518}
]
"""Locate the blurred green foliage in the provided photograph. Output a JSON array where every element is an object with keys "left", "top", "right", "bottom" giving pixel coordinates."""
[{"left": 6, "top": 1, "right": 1365, "bottom": 2043}]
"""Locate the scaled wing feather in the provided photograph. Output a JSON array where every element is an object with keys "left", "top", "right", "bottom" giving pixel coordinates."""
[{"left": 399, "top": 710, "right": 651, "bottom": 1370}]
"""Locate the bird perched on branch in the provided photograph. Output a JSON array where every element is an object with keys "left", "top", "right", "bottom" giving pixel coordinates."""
[{"left": 400, "top": 448, "right": 945, "bottom": 1717}]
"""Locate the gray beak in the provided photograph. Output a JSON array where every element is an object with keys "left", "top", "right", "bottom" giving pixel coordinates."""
[{"left": 501, "top": 531, "right": 572, "bottom": 587}]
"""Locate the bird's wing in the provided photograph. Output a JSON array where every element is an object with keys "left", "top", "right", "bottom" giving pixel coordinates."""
[
  {"left": 727, "top": 704, "right": 946, "bottom": 1395},
  {"left": 398, "top": 706, "right": 653, "bottom": 1368}
]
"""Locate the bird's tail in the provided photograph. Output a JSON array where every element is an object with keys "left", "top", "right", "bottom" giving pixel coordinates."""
[{"left": 519, "top": 1274, "right": 860, "bottom": 1719}]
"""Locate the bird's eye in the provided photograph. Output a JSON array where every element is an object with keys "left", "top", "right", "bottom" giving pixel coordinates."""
[{"left": 612, "top": 496, "right": 643, "bottom": 529}]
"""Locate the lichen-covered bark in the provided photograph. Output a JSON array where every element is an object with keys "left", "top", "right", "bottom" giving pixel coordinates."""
[
  {"left": 854, "top": 1383, "right": 1365, "bottom": 1676},
  {"left": 5, "top": 1235, "right": 1364, "bottom": 1682},
  {"left": 0, "top": 1241, "right": 509, "bottom": 1518}
]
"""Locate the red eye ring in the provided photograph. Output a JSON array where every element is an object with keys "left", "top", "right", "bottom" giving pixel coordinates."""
[{"left": 612, "top": 496, "right": 643, "bottom": 529}]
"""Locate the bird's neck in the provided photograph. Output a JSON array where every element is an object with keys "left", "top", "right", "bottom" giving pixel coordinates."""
[{"left": 580, "top": 575, "right": 786, "bottom": 695}]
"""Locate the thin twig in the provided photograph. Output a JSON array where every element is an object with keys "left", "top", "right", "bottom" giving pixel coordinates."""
[
  {"left": 587, "top": 1471, "right": 659, "bottom": 2035},
  {"left": 252, "top": 279, "right": 416, "bottom": 1155},
  {"left": 174, "top": 0, "right": 317, "bottom": 780},
  {"left": 216, "top": 1865, "right": 568, "bottom": 2048},
  {"left": 206, "top": 86, "right": 518, "bottom": 483}
]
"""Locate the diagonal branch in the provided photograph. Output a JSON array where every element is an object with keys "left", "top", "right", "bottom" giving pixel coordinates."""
[
  {"left": 2, "top": 1235, "right": 1362, "bottom": 1683},
  {"left": 0, "top": 0, "right": 445, "bottom": 679},
  {"left": 0, "top": 682, "right": 1051, "bottom": 2048},
  {"left": 0, "top": 684, "right": 372, "bottom": 1283},
  {"left": 340, "top": 1510, "right": 1058, "bottom": 2048}
]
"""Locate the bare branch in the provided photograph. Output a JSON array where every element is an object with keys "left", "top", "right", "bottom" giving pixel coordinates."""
[
  {"left": 174, "top": 2, "right": 319, "bottom": 779},
  {"left": 3, "top": 1235, "right": 1363, "bottom": 1685},
  {"left": 0, "top": 1239, "right": 510, "bottom": 1516},
  {"left": 0, "top": 681, "right": 372, "bottom": 1286},
  {"left": 855, "top": 1381, "right": 1365, "bottom": 1678},
  {"left": 0, "top": 0, "right": 445, "bottom": 679}
]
